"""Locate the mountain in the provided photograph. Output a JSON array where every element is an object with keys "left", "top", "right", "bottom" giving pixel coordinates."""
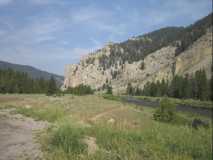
[
  {"left": 63, "top": 13, "right": 212, "bottom": 93},
  {"left": 0, "top": 60, "right": 64, "bottom": 85}
]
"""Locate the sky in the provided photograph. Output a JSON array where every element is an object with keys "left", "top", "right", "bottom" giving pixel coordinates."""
[{"left": 0, "top": 0, "right": 212, "bottom": 75}]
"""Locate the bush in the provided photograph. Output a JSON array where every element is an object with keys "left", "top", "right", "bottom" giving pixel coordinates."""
[{"left": 153, "top": 98, "right": 176, "bottom": 122}]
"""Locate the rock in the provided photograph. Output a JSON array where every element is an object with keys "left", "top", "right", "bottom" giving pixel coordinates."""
[
  {"left": 63, "top": 28, "right": 212, "bottom": 94},
  {"left": 107, "top": 118, "right": 115, "bottom": 124},
  {"left": 25, "top": 105, "right": 32, "bottom": 109}
]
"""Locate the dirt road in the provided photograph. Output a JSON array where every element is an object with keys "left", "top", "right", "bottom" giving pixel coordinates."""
[{"left": 0, "top": 109, "right": 48, "bottom": 160}]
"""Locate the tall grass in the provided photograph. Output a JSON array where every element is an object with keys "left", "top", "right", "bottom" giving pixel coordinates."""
[
  {"left": 9, "top": 95, "right": 211, "bottom": 160},
  {"left": 15, "top": 105, "right": 65, "bottom": 122},
  {"left": 87, "top": 122, "right": 212, "bottom": 160},
  {"left": 42, "top": 121, "right": 87, "bottom": 160},
  {"left": 141, "top": 122, "right": 212, "bottom": 160}
]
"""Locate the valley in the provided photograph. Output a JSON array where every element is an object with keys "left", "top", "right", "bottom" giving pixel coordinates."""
[
  {"left": 0, "top": 2, "right": 212, "bottom": 160},
  {"left": 0, "top": 94, "right": 212, "bottom": 160}
]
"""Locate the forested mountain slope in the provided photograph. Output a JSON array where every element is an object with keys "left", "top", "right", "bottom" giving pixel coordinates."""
[
  {"left": 64, "top": 13, "right": 212, "bottom": 93},
  {"left": 0, "top": 60, "right": 64, "bottom": 85}
]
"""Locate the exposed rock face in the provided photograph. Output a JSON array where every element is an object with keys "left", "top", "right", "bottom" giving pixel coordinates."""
[
  {"left": 64, "top": 28, "right": 212, "bottom": 93},
  {"left": 174, "top": 28, "right": 212, "bottom": 79}
]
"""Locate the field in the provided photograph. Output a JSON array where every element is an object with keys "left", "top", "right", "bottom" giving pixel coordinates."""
[{"left": 0, "top": 94, "right": 212, "bottom": 160}]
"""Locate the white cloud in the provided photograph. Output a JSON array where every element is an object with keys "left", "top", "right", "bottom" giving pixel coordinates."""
[
  {"left": 71, "top": 6, "right": 113, "bottom": 23},
  {"left": 0, "top": 0, "right": 13, "bottom": 6},
  {"left": 0, "top": 0, "right": 211, "bottom": 74}
]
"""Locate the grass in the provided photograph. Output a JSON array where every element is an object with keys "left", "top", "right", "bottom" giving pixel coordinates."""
[
  {"left": 87, "top": 122, "right": 212, "bottom": 160},
  {"left": 15, "top": 105, "right": 65, "bottom": 122},
  {"left": 102, "top": 94, "right": 122, "bottom": 101},
  {"left": 0, "top": 94, "right": 212, "bottom": 160},
  {"left": 46, "top": 122, "right": 86, "bottom": 159}
]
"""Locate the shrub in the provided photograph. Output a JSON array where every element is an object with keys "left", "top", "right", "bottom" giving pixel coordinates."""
[
  {"left": 153, "top": 98, "right": 176, "bottom": 122},
  {"left": 49, "top": 123, "right": 86, "bottom": 157}
]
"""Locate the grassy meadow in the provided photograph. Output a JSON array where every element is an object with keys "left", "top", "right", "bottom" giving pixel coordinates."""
[{"left": 0, "top": 94, "right": 212, "bottom": 160}]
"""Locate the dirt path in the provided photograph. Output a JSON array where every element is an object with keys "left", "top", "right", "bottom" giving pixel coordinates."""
[
  {"left": 90, "top": 107, "right": 124, "bottom": 121},
  {"left": 0, "top": 109, "right": 48, "bottom": 160}
]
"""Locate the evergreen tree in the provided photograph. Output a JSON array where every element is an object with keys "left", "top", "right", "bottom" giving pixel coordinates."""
[
  {"left": 106, "top": 85, "right": 112, "bottom": 94},
  {"left": 46, "top": 76, "right": 57, "bottom": 96},
  {"left": 126, "top": 83, "right": 134, "bottom": 95},
  {"left": 139, "top": 70, "right": 211, "bottom": 101},
  {"left": 195, "top": 70, "right": 208, "bottom": 100},
  {"left": 65, "top": 84, "right": 93, "bottom": 95},
  {"left": 0, "top": 69, "right": 53, "bottom": 94}
]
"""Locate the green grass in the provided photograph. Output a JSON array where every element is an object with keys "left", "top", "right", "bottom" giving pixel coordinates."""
[
  {"left": 15, "top": 105, "right": 65, "bottom": 122},
  {"left": 0, "top": 94, "right": 212, "bottom": 160},
  {"left": 102, "top": 94, "right": 122, "bottom": 101},
  {"left": 47, "top": 123, "right": 86, "bottom": 158},
  {"left": 87, "top": 122, "right": 212, "bottom": 160}
]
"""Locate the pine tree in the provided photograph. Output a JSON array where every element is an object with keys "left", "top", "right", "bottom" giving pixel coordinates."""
[
  {"left": 126, "top": 83, "right": 134, "bottom": 95},
  {"left": 106, "top": 85, "right": 112, "bottom": 94},
  {"left": 46, "top": 76, "right": 57, "bottom": 96}
]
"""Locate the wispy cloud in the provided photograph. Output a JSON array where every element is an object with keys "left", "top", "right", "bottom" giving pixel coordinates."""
[
  {"left": 0, "top": 0, "right": 13, "bottom": 6},
  {"left": 28, "top": 0, "right": 64, "bottom": 6},
  {"left": 0, "top": 0, "right": 211, "bottom": 74}
]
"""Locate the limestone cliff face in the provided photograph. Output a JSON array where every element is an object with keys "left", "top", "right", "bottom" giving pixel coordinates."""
[{"left": 63, "top": 28, "right": 212, "bottom": 93}]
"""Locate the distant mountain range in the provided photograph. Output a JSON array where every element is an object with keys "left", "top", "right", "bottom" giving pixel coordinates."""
[{"left": 0, "top": 60, "right": 64, "bottom": 85}]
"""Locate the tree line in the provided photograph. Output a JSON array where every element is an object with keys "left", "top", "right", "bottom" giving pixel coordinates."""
[
  {"left": 0, "top": 69, "right": 95, "bottom": 96},
  {"left": 126, "top": 70, "right": 212, "bottom": 101},
  {"left": 0, "top": 69, "right": 58, "bottom": 94},
  {"left": 65, "top": 84, "right": 94, "bottom": 95}
]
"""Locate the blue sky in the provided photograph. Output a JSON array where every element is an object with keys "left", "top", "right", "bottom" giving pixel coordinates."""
[{"left": 0, "top": 0, "right": 212, "bottom": 75}]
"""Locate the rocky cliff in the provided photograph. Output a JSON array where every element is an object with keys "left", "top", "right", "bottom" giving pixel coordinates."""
[{"left": 63, "top": 14, "right": 212, "bottom": 93}]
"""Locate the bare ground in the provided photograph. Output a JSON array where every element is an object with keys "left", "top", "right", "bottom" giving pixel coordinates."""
[{"left": 0, "top": 109, "right": 48, "bottom": 160}]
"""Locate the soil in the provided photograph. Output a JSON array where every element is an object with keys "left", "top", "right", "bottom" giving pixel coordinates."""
[
  {"left": 0, "top": 109, "right": 48, "bottom": 160},
  {"left": 83, "top": 136, "right": 99, "bottom": 155}
]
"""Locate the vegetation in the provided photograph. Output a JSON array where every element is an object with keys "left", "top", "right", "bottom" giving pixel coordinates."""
[
  {"left": 126, "top": 83, "right": 134, "bottom": 95},
  {"left": 127, "top": 70, "right": 212, "bottom": 101},
  {"left": 102, "top": 94, "right": 121, "bottom": 101},
  {"left": 106, "top": 85, "right": 112, "bottom": 94},
  {"left": 0, "top": 60, "right": 63, "bottom": 82},
  {"left": 0, "top": 69, "right": 55, "bottom": 93},
  {"left": 46, "top": 76, "right": 58, "bottom": 96},
  {"left": 153, "top": 98, "right": 176, "bottom": 122},
  {"left": 16, "top": 105, "right": 65, "bottom": 122},
  {"left": 0, "top": 95, "right": 212, "bottom": 160},
  {"left": 65, "top": 84, "right": 94, "bottom": 95},
  {"left": 136, "top": 96, "right": 213, "bottom": 109},
  {"left": 90, "top": 13, "right": 212, "bottom": 69},
  {"left": 47, "top": 122, "right": 86, "bottom": 159}
]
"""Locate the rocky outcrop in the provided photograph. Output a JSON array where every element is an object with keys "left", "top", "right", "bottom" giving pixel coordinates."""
[
  {"left": 63, "top": 28, "right": 212, "bottom": 93},
  {"left": 174, "top": 28, "right": 212, "bottom": 79}
]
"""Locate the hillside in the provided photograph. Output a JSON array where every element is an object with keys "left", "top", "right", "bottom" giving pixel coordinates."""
[
  {"left": 64, "top": 13, "right": 212, "bottom": 93},
  {"left": 0, "top": 60, "right": 64, "bottom": 85}
]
